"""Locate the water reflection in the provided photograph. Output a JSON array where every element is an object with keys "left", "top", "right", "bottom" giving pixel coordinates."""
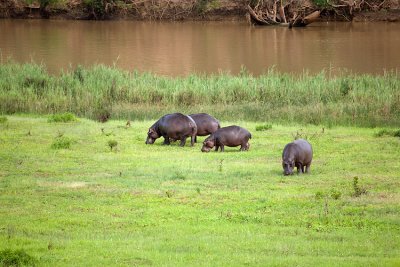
[{"left": 0, "top": 19, "right": 399, "bottom": 75}]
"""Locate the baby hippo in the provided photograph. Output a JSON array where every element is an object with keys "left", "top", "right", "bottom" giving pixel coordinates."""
[
  {"left": 282, "top": 139, "right": 313, "bottom": 175},
  {"left": 201, "top": 125, "right": 252, "bottom": 152}
]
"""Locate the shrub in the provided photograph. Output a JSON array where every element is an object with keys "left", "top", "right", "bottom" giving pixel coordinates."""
[
  {"left": 330, "top": 189, "right": 342, "bottom": 200},
  {"left": 47, "top": 112, "right": 77, "bottom": 123},
  {"left": 0, "top": 249, "right": 38, "bottom": 266},
  {"left": 107, "top": 140, "right": 118, "bottom": 151},
  {"left": 312, "top": 0, "right": 329, "bottom": 8},
  {"left": 95, "top": 107, "right": 111, "bottom": 123},
  {"left": 255, "top": 124, "right": 272, "bottom": 131},
  {"left": 51, "top": 137, "right": 73, "bottom": 149},
  {"left": 0, "top": 116, "right": 7, "bottom": 123},
  {"left": 374, "top": 129, "right": 400, "bottom": 137},
  {"left": 315, "top": 191, "right": 324, "bottom": 200},
  {"left": 352, "top": 176, "right": 367, "bottom": 197}
]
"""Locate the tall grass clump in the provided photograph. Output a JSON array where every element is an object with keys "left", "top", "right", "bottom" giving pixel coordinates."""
[
  {"left": 374, "top": 128, "right": 400, "bottom": 138},
  {"left": 0, "top": 62, "right": 399, "bottom": 127},
  {"left": 0, "top": 249, "right": 38, "bottom": 266},
  {"left": 255, "top": 124, "right": 272, "bottom": 131},
  {"left": 47, "top": 112, "right": 77, "bottom": 123},
  {"left": 0, "top": 116, "right": 7, "bottom": 123},
  {"left": 51, "top": 136, "right": 74, "bottom": 149}
]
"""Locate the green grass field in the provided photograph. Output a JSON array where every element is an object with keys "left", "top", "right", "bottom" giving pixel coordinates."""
[{"left": 0, "top": 116, "right": 399, "bottom": 266}]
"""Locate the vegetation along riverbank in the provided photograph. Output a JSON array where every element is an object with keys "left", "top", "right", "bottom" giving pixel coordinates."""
[
  {"left": 0, "top": 62, "right": 399, "bottom": 127},
  {"left": 1, "top": 0, "right": 400, "bottom": 21}
]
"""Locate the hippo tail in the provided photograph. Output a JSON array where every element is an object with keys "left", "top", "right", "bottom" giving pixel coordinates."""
[{"left": 191, "top": 123, "right": 197, "bottom": 135}]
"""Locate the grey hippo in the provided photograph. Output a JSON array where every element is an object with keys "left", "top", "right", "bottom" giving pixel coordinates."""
[
  {"left": 188, "top": 113, "right": 220, "bottom": 142},
  {"left": 282, "top": 139, "right": 313, "bottom": 175},
  {"left": 145, "top": 113, "right": 197, "bottom": 147},
  {"left": 201, "top": 125, "right": 251, "bottom": 152}
]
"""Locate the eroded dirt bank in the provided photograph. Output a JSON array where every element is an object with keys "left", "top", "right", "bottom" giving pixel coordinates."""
[{"left": 1, "top": 0, "right": 400, "bottom": 22}]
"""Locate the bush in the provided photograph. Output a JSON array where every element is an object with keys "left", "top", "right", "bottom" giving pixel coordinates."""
[
  {"left": 352, "top": 176, "right": 367, "bottom": 197},
  {"left": 0, "top": 116, "right": 7, "bottom": 123},
  {"left": 312, "top": 0, "right": 329, "bottom": 8},
  {"left": 255, "top": 124, "right": 272, "bottom": 131},
  {"left": 107, "top": 140, "right": 118, "bottom": 151},
  {"left": 47, "top": 112, "right": 77, "bottom": 123},
  {"left": 51, "top": 137, "right": 74, "bottom": 149},
  {"left": 330, "top": 189, "right": 342, "bottom": 200},
  {"left": 0, "top": 249, "right": 38, "bottom": 266},
  {"left": 374, "top": 129, "right": 400, "bottom": 137}
]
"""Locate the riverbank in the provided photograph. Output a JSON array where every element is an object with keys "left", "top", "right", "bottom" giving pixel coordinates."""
[
  {"left": 1, "top": 62, "right": 399, "bottom": 127},
  {"left": 1, "top": 0, "right": 400, "bottom": 22}
]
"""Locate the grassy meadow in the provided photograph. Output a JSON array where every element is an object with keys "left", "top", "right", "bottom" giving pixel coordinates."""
[{"left": 0, "top": 115, "right": 399, "bottom": 266}]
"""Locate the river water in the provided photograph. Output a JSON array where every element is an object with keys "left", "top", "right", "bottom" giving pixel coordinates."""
[{"left": 0, "top": 19, "right": 399, "bottom": 76}]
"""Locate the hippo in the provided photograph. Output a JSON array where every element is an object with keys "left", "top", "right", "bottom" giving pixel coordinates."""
[
  {"left": 188, "top": 113, "right": 220, "bottom": 142},
  {"left": 201, "top": 125, "right": 252, "bottom": 152},
  {"left": 282, "top": 139, "right": 313, "bottom": 175},
  {"left": 145, "top": 113, "right": 197, "bottom": 147}
]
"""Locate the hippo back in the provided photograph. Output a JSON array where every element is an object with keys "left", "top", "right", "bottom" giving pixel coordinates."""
[
  {"left": 293, "top": 139, "right": 313, "bottom": 163},
  {"left": 158, "top": 113, "right": 197, "bottom": 137},
  {"left": 189, "top": 113, "right": 220, "bottom": 136}
]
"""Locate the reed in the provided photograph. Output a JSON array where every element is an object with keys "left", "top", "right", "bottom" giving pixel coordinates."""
[{"left": 0, "top": 62, "right": 398, "bottom": 126}]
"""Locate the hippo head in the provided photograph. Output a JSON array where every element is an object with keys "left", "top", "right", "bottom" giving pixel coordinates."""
[
  {"left": 201, "top": 137, "right": 215, "bottom": 152},
  {"left": 245, "top": 142, "right": 250, "bottom": 150},
  {"left": 282, "top": 159, "right": 295, "bottom": 176},
  {"left": 145, "top": 128, "right": 159, "bottom": 144}
]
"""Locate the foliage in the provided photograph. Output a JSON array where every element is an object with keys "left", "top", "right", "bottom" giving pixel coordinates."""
[
  {"left": 0, "top": 62, "right": 399, "bottom": 127},
  {"left": 0, "top": 116, "right": 7, "bottom": 123},
  {"left": 47, "top": 112, "right": 77, "bottom": 123},
  {"left": 107, "top": 139, "right": 118, "bottom": 151},
  {"left": 51, "top": 136, "right": 74, "bottom": 149},
  {"left": 0, "top": 249, "right": 38, "bottom": 266},
  {"left": 352, "top": 176, "right": 367, "bottom": 197},
  {"left": 194, "top": 0, "right": 213, "bottom": 14},
  {"left": 255, "top": 124, "right": 272, "bottom": 131},
  {"left": 374, "top": 129, "right": 400, "bottom": 138},
  {"left": 83, "top": 0, "right": 115, "bottom": 19},
  {"left": 330, "top": 189, "right": 342, "bottom": 200},
  {"left": 312, "top": 0, "right": 330, "bottom": 8},
  {"left": 24, "top": 0, "right": 59, "bottom": 7}
]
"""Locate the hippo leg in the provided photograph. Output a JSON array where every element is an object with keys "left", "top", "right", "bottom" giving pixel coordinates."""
[
  {"left": 296, "top": 163, "right": 303, "bottom": 174},
  {"left": 163, "top": 136, "right": 171, "bottom": 145},
  {"left": 215, "top": 145, "right": 219, "bottom": 152},
  {"left": 180, "top": 137, "right": 187, "bottom": 147},
  {"left": 305, "top": 164, "right": 311, "bottom": 174},
  {"left": 240, "top": 143, "right": 248, "bottom": 151},
  {"left": 220, "top": 145, "right": 225, "bottom": 152},
  {"left": 191, "top": 135, "right": 196, "bottom": 146}
]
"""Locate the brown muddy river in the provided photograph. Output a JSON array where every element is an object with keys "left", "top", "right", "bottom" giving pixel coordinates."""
[{"left": 0, "top": 19, "right": 399, "bottom": 76}]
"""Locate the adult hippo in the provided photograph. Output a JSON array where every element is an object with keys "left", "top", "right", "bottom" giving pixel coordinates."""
[
  {"left": 282, "top": 139, "right": 313, "bottom": 175},
  {"left": 201, "top": 125, "right": 251, "bottom": 152},
  {"left": 145, "top": 113, "right": 197, "bottom": 147},
  {"left": 188, "top": 113, "right": 220, "bottom": 142}
]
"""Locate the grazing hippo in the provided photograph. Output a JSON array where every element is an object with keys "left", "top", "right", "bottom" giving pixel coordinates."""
[
  {"left": 189, "top": 113, "right": 220, "bottom": 142},
  {"left": 145, "top": 113, "right": 197, "bottom": 147},
  {"left": 282, "top": 139, "right": 313, "bottom": 175},
  {"left": 201, "top": 125, "right": 252, "bottom": 152}
]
